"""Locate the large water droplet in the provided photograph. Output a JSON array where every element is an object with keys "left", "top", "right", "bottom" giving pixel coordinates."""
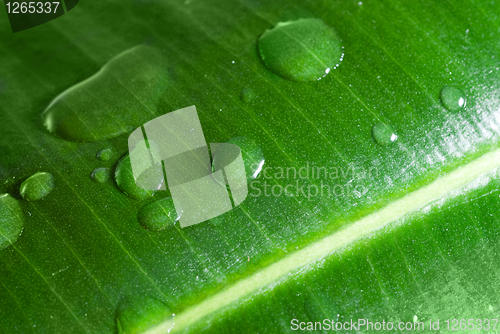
[
  {"left": 371, "top": 122, "right": 398, "bottom": 146},
  {"left": 258, "top": 18, "right": 343, "bottom": 82},
  {"left": 116, "top": 296, "right": 171, "bottom": 334},
  {"left": 138, "top": 197, "right": 181, "bottom": 231},
  {"left": 440, "top": 86, "right": 466, "bottom": 112},
  {"left": 240, "top": 89, "right": 256, "bottom": 103},
  {"left": 42, "top": 45, "right": 169, "bottom": 142},
  {"left": 91, "top": 168, "right": 110, "bottom": 183},
  {"left": 20, "top": 172, "right": 55, "bottom": 201},
  {"left": 115, "top": 151, "right": 164, "bottom": 200},
  {"left": 212, "top": 137, "right": 265, "bottom": 183},
  {"left": 0, "top": 194, "right": 24, "bottom": 250},
  {"left": 97, "top": 148, "right": 112, "bottom": 161}
]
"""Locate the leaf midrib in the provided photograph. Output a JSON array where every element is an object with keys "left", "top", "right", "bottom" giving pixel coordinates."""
[{"left": 145, "top": 147, "right": 500, "bottom": 334}]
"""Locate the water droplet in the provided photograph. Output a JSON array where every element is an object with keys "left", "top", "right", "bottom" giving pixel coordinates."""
[
  {"left": 20, "top": 172, "right": 55, "bottom": 201},
  {"left": 42, "top": 45, "right": 169, "bottom": 142},
  {"left": 97, "top": 148, "right": 112, "bottom": 161},
  {"left": 0, "top": 194, "right": 24, "bottom": 250},
  {"left": 115, "top": 151, "right": 164, "bottom": 200},
  {"left": 138, "top": 197, "right": 181, "bottom": 231},
  {"left": 258, "top": 18, "right": 343, "bottom": 81},
  {"left": 212, "top": 137, "right": 265, "bottom": 183},
  {"left": 91, "top": 168, "right": 110, "bottom": 183},
  {"left": 371, "top": 122, "right": 398, "bottom": 146},
  {"left": 116, "top": 296, "right": 171, "bottom": 334},
  {"left": 440, "top": 86, "right": 466, "bottom": 112},
  {"left": 240, "top": 89, "right": 256, "bottom": 103}
]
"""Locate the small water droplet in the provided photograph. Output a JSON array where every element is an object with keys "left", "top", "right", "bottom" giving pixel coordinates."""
[
  {"left": 116, "top": 296, "right": 171, "bottom": 334},
  {"left": 91, "top": 168, "right": 110, "bottom": 183},
  {"left": 0, "top": 194, "right": 24, "bottom": 250},
  {"left": 115, "top": 152, "right": 164, "bottom": 200},
  {"left": 212, "top": 137, "right": 265, "bottom": 183},
  {"left": 20, "top": 172, "right": 55, "bottom": 201},
  {"left": 42, "top": 45, "right": 169, "bottom": 142},
  {"left": 240, "top": 89, "right": 256, "bottom": 103},
  {"left": 97, "top": 148, "right": 112, "bottom": 161},
  {"left": 440, "top": 86, "right": 466, "bottom": 112},
  {"left": 138, "top": 197, "right": 181, "bottom": 231},
  {"left": 258, "top": 18, "right": 343, "bottom": 81},
  {"left": 371, "top": 122, "right": 398, "bottom": 146}
]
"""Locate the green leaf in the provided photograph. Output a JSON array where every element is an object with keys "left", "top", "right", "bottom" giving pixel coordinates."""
[{"left": 1, "top": 0, "right": 500, "bottom": 333}]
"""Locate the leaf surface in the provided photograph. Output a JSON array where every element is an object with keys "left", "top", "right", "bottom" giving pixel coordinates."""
[{"left": 1, "top": 0, "right": 500, "bottom": 333}]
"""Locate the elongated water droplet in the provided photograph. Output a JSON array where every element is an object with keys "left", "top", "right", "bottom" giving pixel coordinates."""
[
  {"left": 212, "top": 137, "right": 265, "bottom": 183},
  {"left": 240, "top": 89, "right": 256, "bottom": 103},
  {"left": 116, "top": 296, "right": 171, "bottom": 334},
  {"left": 138, "top": 197, "right": 181, "bottom": 231},
  {"left": 371, "top": 122, "right": 398, "bottom": 146},
  {"left": 115, "top": 152, "right": 164, "bottom": 200},
  {"left": 20, "top": 172, "right": 55, "bottom": 201},
  {"left": 258, "top": 18, "right": 343, "bottom": 81},
  {"left": 43, "top": 45, "right": 169, "bottom": 142},
  {"left": 0, "top": 194, "right": 24, "bottom": 250},
  {"left": 440, "top": 86, "right": 466, "bottom": 112},
  {"left": 97, "top": 148, "right": 112, "bottom": 161},
  {"left": 91, "top": 168, "right": 110, "bottom": 183}
]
